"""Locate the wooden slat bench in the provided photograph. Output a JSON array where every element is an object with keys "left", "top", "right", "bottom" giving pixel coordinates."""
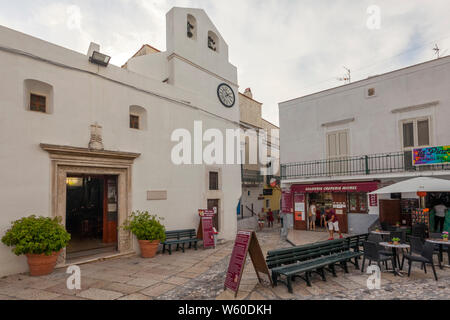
[
  {"left": 266, "top": 234, "right": 368, "bottom": 293},
  {"left": 162, "top": 229, "right": 199, "bottom": 255}
]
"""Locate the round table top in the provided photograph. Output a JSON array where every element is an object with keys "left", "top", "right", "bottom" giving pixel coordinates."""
[
  {"left": 426, "top": 239, "right": 450, "bottom": 245},
  {"left": 371, "top": 230, "right": 391, "bottom": 235},
  {"left": 379, "top": 242, "right": 410, "bottom": 249}
]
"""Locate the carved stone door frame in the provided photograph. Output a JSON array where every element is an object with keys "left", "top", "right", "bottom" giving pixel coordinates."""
[{"left": 40, "top": 144, "right": 140, "bottom": 265}]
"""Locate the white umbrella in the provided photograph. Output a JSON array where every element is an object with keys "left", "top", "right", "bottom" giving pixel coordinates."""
[{"left": 369, "top": 177, "right": 450, "bottom": 194}]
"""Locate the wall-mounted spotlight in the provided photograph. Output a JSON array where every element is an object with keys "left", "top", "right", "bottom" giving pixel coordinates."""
[{"left": 89, "top": 51, "right": 111, "bottom": 67}]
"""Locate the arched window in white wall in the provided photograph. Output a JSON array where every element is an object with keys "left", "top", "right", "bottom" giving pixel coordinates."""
[
  {"left": 24, "top": 79, "right": 54, "bottom": 114},
  {"left": 207, "top": 31, "right": 219, "bottom": 52},
  {"left": 129, "top": 105, "right": 148, "bottom": 131},
  {"left": 187, "top": 14, "right": 197, "bottom": 40}
]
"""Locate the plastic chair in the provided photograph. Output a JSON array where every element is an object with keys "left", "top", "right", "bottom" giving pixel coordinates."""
[
  {"left": 361, "top": 241, "right": 394, "bottom": 273},
  {"left": 404, "top": 242, "right": 438, "bottom": 281}
]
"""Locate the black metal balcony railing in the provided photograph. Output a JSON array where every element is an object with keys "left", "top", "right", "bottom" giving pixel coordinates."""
[
  {"left": 281, "top": 151, "right": 450, "bottom": 180},
  {"left": 242, "top": 169, "right": 264, "bottom": 184}
]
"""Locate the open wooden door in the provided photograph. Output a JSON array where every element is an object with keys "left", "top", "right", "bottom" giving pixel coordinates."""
[
  {"left": 332, "top": 193, "right": 348, "bottom": 233},
  {"left": 379, "top": 199, "right": 401, "bottom": 226},
  {"left": 103, "top": 176, "right": 118, "bottom": 244}
]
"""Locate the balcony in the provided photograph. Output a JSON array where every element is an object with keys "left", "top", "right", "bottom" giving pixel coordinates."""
[
  {"left": 241, "top": 169, "right": 264, "bottom": 184},
  {"left": 281, "top": 151, "right": 450, "bottom": 180}
]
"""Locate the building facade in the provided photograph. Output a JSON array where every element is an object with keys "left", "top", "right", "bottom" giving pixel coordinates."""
[
  {"left": 0, "top": 7, "right": 241, "bottom": 276},
  {"left": 279, "top": 57, "right": 450, "bottom": 234},
  {"left": 239, "top": 89, "right": 280, "bottom": 220}
]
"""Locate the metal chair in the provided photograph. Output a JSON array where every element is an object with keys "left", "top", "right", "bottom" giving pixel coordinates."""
[
  {"left": 361, "top": 241, "right": 394, "bottom": 273},
  {"left": 404, "top": 242, "right": 438, "bottom": 281}
]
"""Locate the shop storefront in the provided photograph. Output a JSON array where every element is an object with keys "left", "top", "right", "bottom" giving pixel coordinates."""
[{"left": 283, "top": 181, "right": 379, "bottom": 233}]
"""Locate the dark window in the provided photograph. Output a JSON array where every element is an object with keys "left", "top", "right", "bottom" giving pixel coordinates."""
[
  {"left": 30, "top": 94, "right": 46, "bottom": 113},
  {"left": 368, "top": 88, "right": 375, "bottom": 96},
  {"left": 417, "top": 119, "right": 430, "bottom": 146},
  {"left": 130, "top": 114, "right": 139, "bottom": 129},
  {"left": 402, "top": 122, "right": 414, "bottom": 148},
  {"left": 209, "top": 172, "right": 219, "bottom": 190}
]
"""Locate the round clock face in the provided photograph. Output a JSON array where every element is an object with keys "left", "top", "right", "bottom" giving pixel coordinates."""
[{"left": 217, "top": 83, "right": 235, "bottom": 108}]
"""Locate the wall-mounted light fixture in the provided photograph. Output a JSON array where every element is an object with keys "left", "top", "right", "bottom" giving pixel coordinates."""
[{"left": 89, "top": 51, "right": 111, "bottom": 67}]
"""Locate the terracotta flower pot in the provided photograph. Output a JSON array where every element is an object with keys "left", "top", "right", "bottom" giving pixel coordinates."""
[
  {"left": 393, "top": 241, "right": 400, "bottom": 245},
  {"left": 26, "top": 250, "right": 61, "bottom": 276},
  {"left": 138, "top": 240, "right": 160, "bottom": 258}
]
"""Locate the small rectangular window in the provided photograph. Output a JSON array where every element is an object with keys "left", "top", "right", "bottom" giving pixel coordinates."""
[
  {"left": 130, "top": 114, "right": 139, "bottom": 129},
  {"left": 417, "top": 119, "right": 430, "bottom": 146},
  {"left": 209, "top": 172, "right": 219, "bottom": 190},
  {"left": 367, "top": 88, "right": 375, "bottom": 96},
  {"left": 402, "top": 122, "right": 414, "bottom": 148},
  {"left": 266, "top": 199, "right": 270, "bottom": 208},
  {"left": 30, "top": 94, "right": 46, "bottom": 113}
]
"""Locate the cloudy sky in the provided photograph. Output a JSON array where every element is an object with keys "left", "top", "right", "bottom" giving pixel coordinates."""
[{"left": 1, "top": 1, "right": 450, "bottom": 125}]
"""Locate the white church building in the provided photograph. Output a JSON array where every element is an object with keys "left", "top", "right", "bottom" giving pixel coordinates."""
[{"left": 0, "top": 7, "right": 242, "bottom": 276}]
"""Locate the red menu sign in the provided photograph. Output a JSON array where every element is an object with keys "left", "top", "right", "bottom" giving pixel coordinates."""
[
  {"left": 224, "top": 231, "right": 251, "bottom": 293},
  {"left": 201, "top": 216, "right": 215, "bottom": 248},
  {"left": 224, "top": 230, "right": 271, "bottom": 296},
  {"left": 369, "top": 194, "right": 378, "bottom": 207}
]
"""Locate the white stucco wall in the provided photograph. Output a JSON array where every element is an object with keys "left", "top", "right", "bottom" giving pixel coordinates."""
[
  {"left": 0, "top": 8, "right": 241, "bottom": 276},
  {"left": 279, "top": 56, "right": 450, "bottom": 164}
]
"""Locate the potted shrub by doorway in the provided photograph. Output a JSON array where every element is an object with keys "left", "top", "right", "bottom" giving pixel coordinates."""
[
  {"left": 1, "top": 215, "right": 71, "bottom": 276},
  {"left": 122, "top": 211, "right": 166, "bottom": 258}
]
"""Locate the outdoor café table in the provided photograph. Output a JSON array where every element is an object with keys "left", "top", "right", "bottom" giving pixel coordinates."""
[
  {"left": 379, "top": 242, "right": 410, "bottom": 276},
  {"left": 371, "top": 230, "right": 391, "bottom": 235},
  {"left": 425, "top": 239, "right": 450, "bottom": 269}
]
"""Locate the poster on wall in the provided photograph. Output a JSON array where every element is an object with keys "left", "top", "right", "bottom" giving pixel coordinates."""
[
  {"left": 413, "top": 145, "right": 450, "bottom": 165},
  {"left": 294, "top": 193, "right": 305, "bottom": 221}
]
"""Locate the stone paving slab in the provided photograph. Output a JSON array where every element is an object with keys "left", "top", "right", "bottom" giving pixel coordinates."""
[
  {"left": 1, "top": 224, "right": 449, "bottom": 300},
  {"left": 76, "top": 288, "right": 124, "bottom": 300}
]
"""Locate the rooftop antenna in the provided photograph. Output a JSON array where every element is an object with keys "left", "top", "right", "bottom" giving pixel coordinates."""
[
  {"left": 337, "top": 66, "right": 351, "bottom": 84},
  {"left": 433, "top": 44, "right": 440, "bottom": 59}
]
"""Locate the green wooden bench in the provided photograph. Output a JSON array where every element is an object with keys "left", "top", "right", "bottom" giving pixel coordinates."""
[
  {"left": 266, "top": 234, "right": 368, "bottom": 293},
  {"left": 162, "top": 229, "right": 199, "bottom": 255}
]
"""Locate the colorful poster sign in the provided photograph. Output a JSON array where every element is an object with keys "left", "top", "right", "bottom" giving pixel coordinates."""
[
  {"left": 413, "top": 146, "right": 450, "bottom": 165},
  {"left": 224, "top": 231, "right": 251, "bottom": 292},
  {"left": 201, "top": 216, "right": 215, "bottom": 248}
]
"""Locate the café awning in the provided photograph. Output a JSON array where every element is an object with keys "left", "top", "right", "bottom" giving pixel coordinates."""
[{"left": 369, "top": 177, "right": 450, "bottom": 194}]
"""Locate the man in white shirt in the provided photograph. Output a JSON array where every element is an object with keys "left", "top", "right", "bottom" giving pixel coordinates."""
[
  {"left": 309, "top": 201, "right": 317, "bottom": 231},
  {"left": 434, "top": 202, "right": 447, "bottom": 233}
]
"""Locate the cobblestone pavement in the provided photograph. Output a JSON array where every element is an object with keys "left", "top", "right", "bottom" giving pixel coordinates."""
[{"left": 0, "top": 224, "right": 449, "bottom": 300}]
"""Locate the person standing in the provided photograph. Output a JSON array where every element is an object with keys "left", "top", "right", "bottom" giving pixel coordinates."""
[
  {"left": 434, "top": 202, "right": 447, "bottom": 233},
  {"left": 309, "top": 201, "right": 317, "bottom": 231},
  {"left": 267, "top": 208, "right": 274, "bottom": 228},
  {"left": 320, "top": 205, "right": 327, "bottom": 228},
  {"left": 325, "top": 206, "right": 343, "bottom": 240}
]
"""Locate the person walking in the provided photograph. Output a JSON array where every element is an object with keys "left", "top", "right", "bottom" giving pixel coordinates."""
[
  {"left": 308, "top": 201, "right": 317, "bottom": 231},
  {"left": 434, "top": 201, "right": 447, "bottom": 233},
  {"left": 325, "top": 206, "right": 343, "bottom": 240}
]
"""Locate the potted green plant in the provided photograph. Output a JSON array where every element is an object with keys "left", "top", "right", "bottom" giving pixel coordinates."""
[
  {"left": 122, "top": 211, "right": 166, "bottom": 258},
  {"left": 395, "top": 222, "right": 400, "bottom": 227},
  {"left": 392, "top": 237, "right": 401, "bottom": 245},
  {"left": 442, "top": 231, "right": 449, "bottom": 242},
  {"left": 1, "top": 215, "right": 71, "bottom": 276}
]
